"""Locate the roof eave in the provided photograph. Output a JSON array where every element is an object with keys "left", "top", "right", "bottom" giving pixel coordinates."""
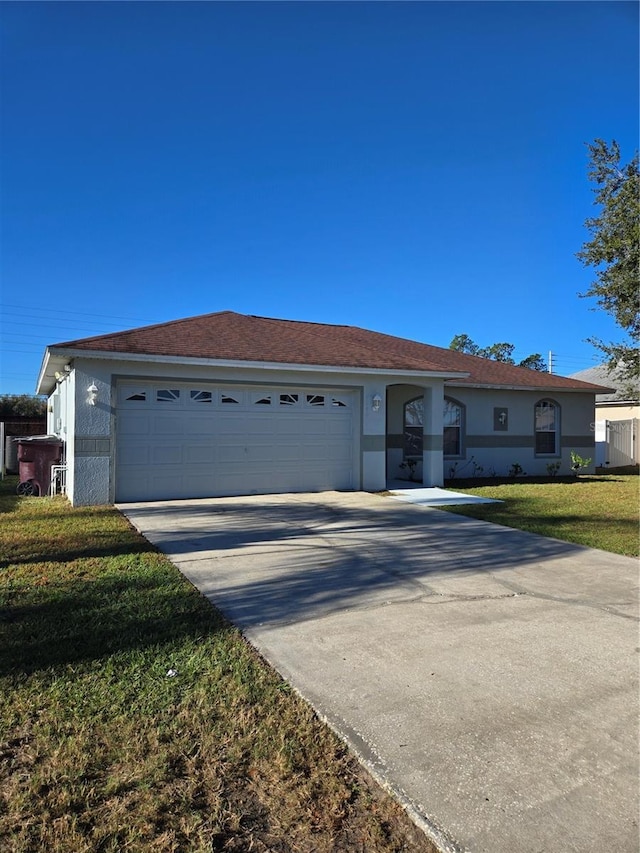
[
  {"left": 43, "top": 346, "right": 470, "bottom": 382},
  {"left": 446, "top": 380, "right": 609, "bottom": 393}
]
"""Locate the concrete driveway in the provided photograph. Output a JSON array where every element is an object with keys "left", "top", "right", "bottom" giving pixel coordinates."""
[{"left": 119, "top": 491, "right": 639, "bottom": 853}]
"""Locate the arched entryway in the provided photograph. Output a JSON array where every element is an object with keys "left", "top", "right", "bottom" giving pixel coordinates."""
[{"left": 385, "top": 383, "right": 445, "bottom": 487}]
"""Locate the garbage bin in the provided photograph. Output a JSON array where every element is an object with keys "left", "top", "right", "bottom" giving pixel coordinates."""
[{"left": 16, "top": 436, "right": 63, "bottom": 497}]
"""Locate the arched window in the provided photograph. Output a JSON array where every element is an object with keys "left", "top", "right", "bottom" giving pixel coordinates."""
[
  {"left": 402, "top": 396, "right": 464, "bottom": 458},
  {"left": 535, "top": 400, "right": 560, "bottom": 455},
  {"left": 403, "top": 397, "right": 423, "bottom": 458},
  {"left": 443, "top": 398, "right": 463, "bottom": 457}
]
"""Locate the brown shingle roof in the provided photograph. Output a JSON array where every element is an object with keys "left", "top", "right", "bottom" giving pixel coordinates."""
[{"left": 50, "top": 310, "right": 607, "bottom": 392}]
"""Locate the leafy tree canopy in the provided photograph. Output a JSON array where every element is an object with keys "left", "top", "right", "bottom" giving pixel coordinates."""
[
  {"left": 577, "top": 139, "right": 639, "bottom": 392},
  {"left": 0, "top": 395, "right": 47, "bottom": 418},
  {"left": 449, "top": 335, "right": 546, "bottom": 371}
]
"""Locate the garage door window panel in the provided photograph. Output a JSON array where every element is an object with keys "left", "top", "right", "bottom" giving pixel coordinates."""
[
  {"left": 279, "top": 393, "right": 299, "bottom": 406},
  {"left": 120, "top": 386, "right": 148, "bottom": 403},
  {"left": 157, "top": 389, "right": 181, "bottom": 403},
  {"left": 306, "top": 394, "right": 325, "bottom": 407}
]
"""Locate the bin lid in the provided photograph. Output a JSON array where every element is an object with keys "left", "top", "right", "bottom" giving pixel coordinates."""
[{"left": 15, "top": 435, "right": 63, "bottom": 444}]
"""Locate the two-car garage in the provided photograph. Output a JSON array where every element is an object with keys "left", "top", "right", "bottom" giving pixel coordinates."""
[{"left": 115, "top": 381, "right": 359, "bottom": 502}]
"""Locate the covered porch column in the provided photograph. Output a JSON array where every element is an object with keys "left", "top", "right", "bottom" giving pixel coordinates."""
[
  {"left": 361, "top": 380, "right": 387, "bottom": 491},
  {"left": 422, "top": 384, "right": 444, "bottom": 486}
]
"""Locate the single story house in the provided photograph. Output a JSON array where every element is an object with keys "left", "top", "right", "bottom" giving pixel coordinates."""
[
  {"left": 571, "top": 364, "right": 639, "bottom": 468},
  {"left": 36, "top": 311, "right": 608, "bottom": 506}
]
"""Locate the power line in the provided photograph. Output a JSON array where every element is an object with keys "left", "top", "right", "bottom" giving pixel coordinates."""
[{"left": 0, "top": 303, "right": 150, "bottom": 323}]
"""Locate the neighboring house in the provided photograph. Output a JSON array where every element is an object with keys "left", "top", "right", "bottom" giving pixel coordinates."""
[
  {"left": 36, "top": 311, "right": 608, "bottom": 506},
  {"left": 571, "top": 364, "right": 639, "bottom": 468}
]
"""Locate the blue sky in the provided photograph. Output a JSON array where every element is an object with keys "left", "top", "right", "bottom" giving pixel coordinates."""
[{"left": 1, "top": 1, "right": 638, "bottom": 395}]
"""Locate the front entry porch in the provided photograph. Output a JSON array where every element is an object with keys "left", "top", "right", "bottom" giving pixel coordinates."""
[{"left": 385, "top": 383, "right": 445, "bottom": 488}]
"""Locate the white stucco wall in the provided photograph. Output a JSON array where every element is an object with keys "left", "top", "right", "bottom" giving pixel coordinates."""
[
  {"left": 389, "top": 384, "right": 597, "bottom": 481},
  {"left": 65, "top": 355, "right": 413, "bottom": 505},
  {"left": 71, "top": 363, "right": 124, "bottom": 505},
  {"left": 448, "top": 387, "right": 596, "bottom": 477}
]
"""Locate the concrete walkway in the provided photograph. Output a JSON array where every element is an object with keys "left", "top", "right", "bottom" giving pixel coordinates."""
[
  {"left": 387, "top": 482, "right": 503, "bottom": 507},
  {"left": 119, "top": 491, "right": 639, "bottom": 853}
]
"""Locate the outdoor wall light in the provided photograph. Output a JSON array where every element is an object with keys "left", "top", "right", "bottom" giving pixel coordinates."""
[
  {"left": 87, "top": 383, "right": 98, "bottom": 406},
  {"left": 372, "top": 393, "right": 382, "bottom": 412}
]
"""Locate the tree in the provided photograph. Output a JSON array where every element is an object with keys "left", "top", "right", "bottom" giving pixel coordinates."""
[
  {"left": 517, "top": 353, "right": 547, "bottom": 372},
  {"left": 0, "top": 395, "right": 47, "bottom": 418},
  {"left": 449, "top": 334, "right": 480, "bottom": 357},
  {"left": 481, "top": 342, "right": 516, "bottom": 363},
  {"left": 577, "top": 139, "right": 640, "bottom": 393},
  {"left": 449, "top": 336, "right": 546, "bottom": 371}
]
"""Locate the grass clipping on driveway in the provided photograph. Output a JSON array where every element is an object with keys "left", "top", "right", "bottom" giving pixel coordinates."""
[
  {"left": 0, "top": 479, "right": 435, "bottom": 853},
  {"left": 441, "top": 471, "right": 639, "bottom": 557}
]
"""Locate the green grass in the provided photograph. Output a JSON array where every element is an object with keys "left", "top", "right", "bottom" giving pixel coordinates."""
[
  {"left": 441, "top": 471, "right": 639, "bottom": 557},
  {"left": 0, "top": 477, "right": 434, "bottom": 853}
]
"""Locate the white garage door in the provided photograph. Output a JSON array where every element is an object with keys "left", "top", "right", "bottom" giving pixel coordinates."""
[{"left": 115, "top": 381, "right": 358, "bottom": 502}]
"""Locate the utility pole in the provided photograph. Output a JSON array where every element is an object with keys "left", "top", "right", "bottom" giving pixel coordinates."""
[{"left": 548, "top": 351, "right": 553, "bottom": 374}]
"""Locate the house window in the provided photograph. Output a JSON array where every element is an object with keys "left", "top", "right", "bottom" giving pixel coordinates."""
[
  {"left": 190, "top": 390, "right": 212, "bottom": 404},
  {"left": 535, "top": 400, "right": 559, "bottom": 455},
  {"left": 332, "top": 397, "right": 348, "bottom": 408},
  {"left": 221, "top": 394, "right": 240, "bottom": 404},
  {"left": 403, "top": 397, "right": 424, "bottom": 458},
  {"left": 443, "top": 398, "right": 463, "bottom": 457},
  {"left": 253, "top": 394, "right": 272, "bottom": 405},
  {"left": 402, "top": 396, "right": 464, "bottom": 458}
]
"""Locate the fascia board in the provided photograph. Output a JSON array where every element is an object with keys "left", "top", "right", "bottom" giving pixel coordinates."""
[
  {"left": 447, "top": 381, "right": 608, "bottom": 394},
  {"left": 36, "top": 351, "right": 51, "bottom": 395},
  {"left": 44, "top": 346, "right": 470, "bottom": 382},
  {"left": 37, "top": 349, "right": 77, "bottom": 395}
]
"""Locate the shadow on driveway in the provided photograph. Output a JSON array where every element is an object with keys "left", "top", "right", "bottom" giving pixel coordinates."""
[
  {"left": 119, "top": 491, "right": 639, "bottom": 853},
  {"left": 121, "top": 493, "right": 633, "bottom": 630}
]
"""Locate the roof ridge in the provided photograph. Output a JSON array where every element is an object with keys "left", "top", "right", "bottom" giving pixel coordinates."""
[
  {"left": 255, "top": 315, "right": 439, "bottom": 372},
  {"left": 249, "top": 314, "right": 353, "bottom": 330},
  {"left": 52, "top": 310, "right": 239, "bottom": 347}
]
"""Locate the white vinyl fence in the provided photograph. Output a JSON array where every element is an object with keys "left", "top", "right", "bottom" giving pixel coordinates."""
[{"left": 595, "top": 418, "right": 637, "bottom": 468}]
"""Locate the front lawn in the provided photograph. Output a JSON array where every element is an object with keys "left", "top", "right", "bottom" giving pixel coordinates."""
[
  {"left": 0, "top": 477, "right": 435, "bottom": 853},
  {"left": 441, "top": 471, "right": 638, "bottom": 557}
]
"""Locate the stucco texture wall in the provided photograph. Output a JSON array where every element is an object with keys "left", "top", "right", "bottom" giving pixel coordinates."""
[{"left": 389, "top": 384, "right": 596, "bottom": 480}]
